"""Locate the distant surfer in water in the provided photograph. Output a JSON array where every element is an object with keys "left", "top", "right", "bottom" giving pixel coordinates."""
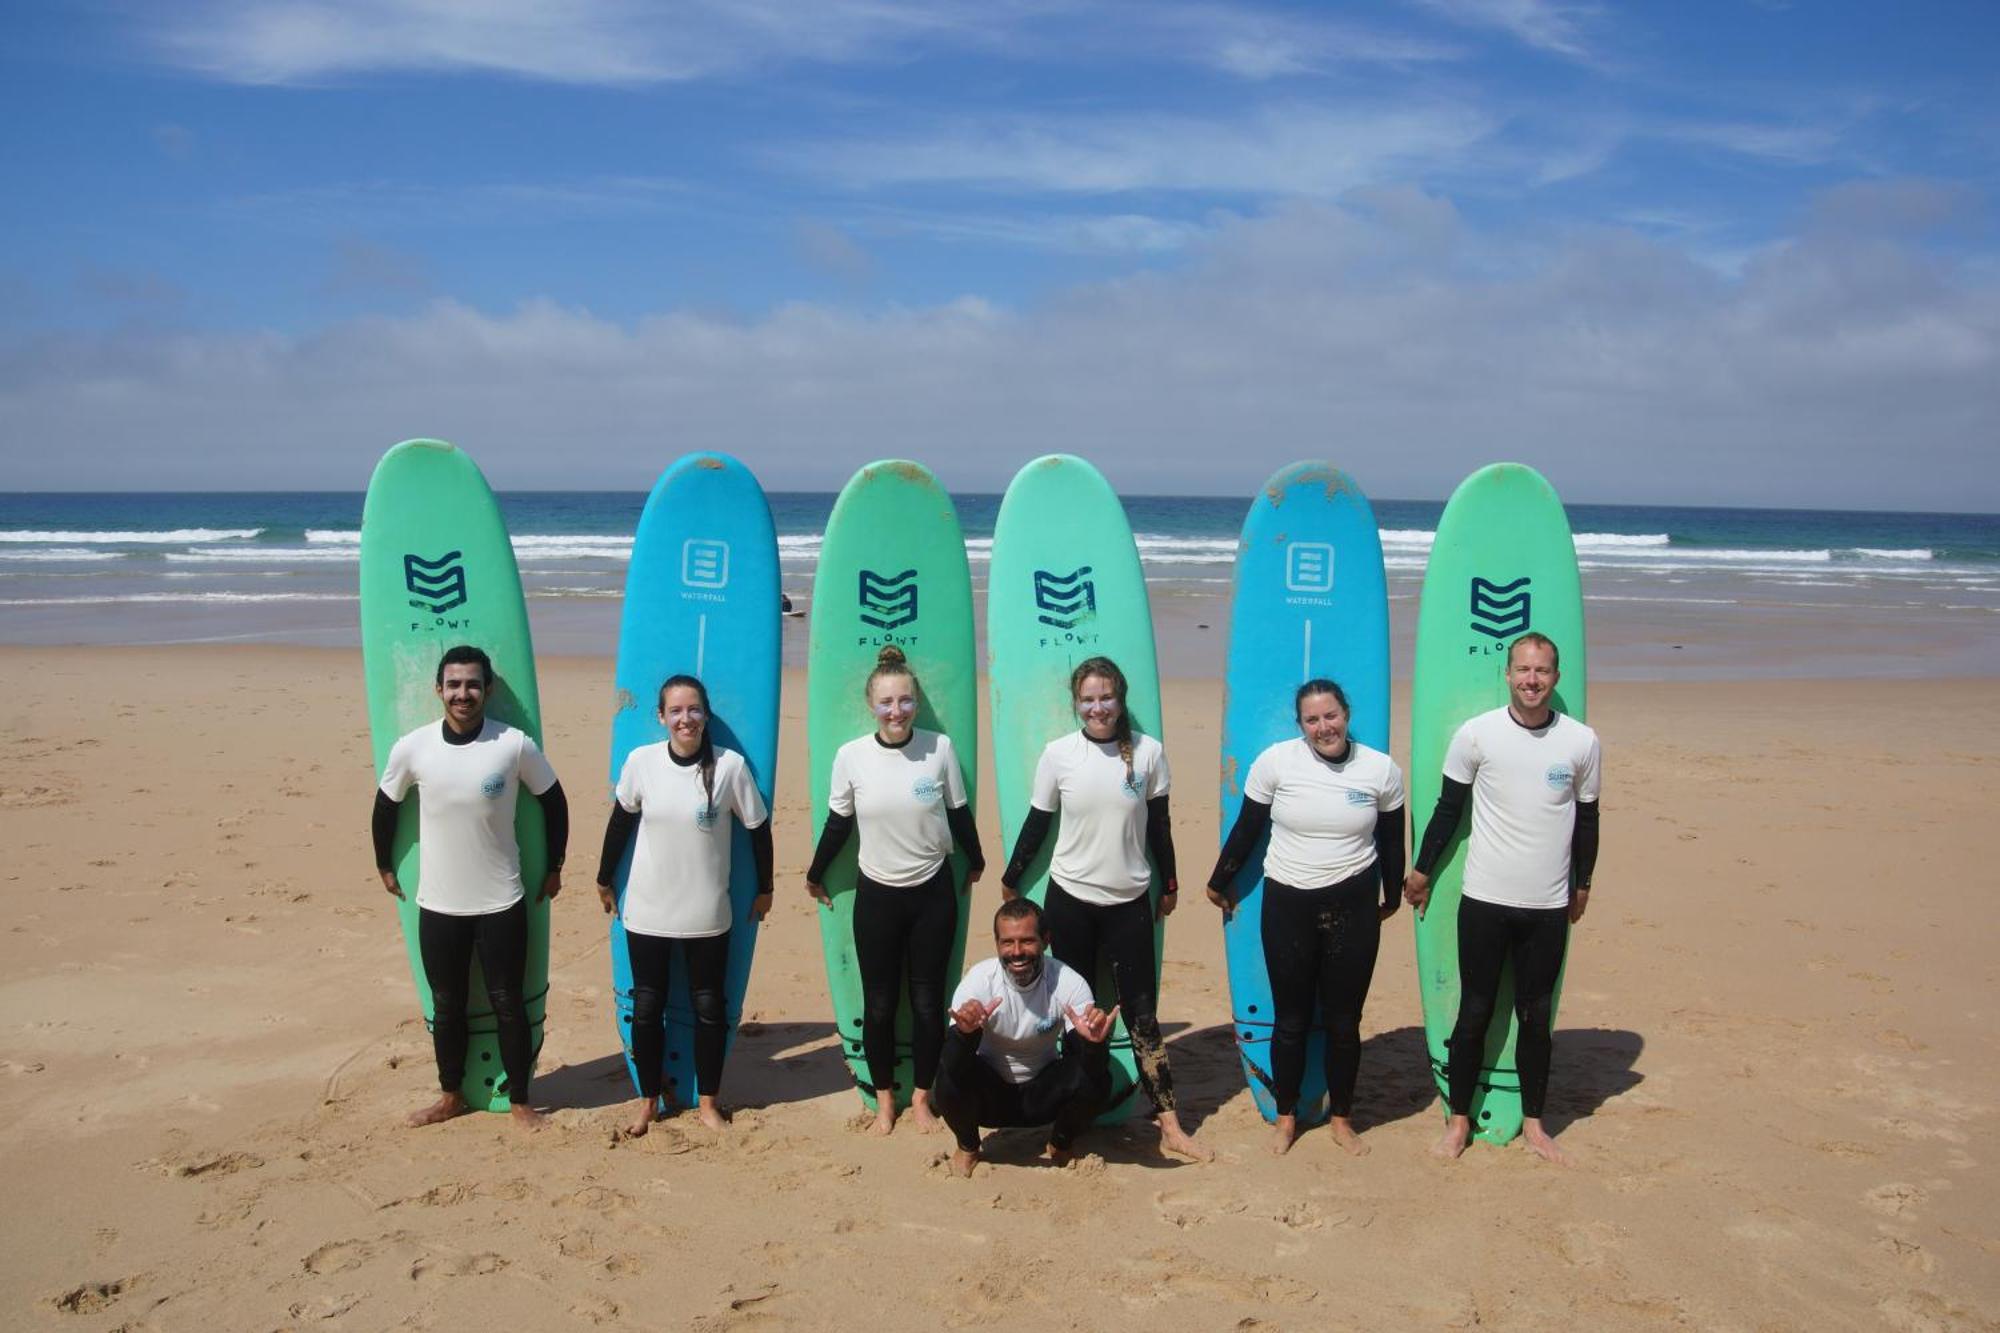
[
  {"left": 1403, "top": 633, "right": 1601, "bottom": 1164},
  {"left": 372, "top": 644, "right": 569, "bottom": 1129},
  {"left": 596, "top": 674, "right": 772, "bottom": 1137},
  {"left": 806, "top": 646, "right": 986, "bottom": 1136},
  {"left": 1206, "top": 679, "right": 1406, "bottom": 1157},
  {"left": 1001, "top": 656, "right": 1212, "bottom": 1162},
  {"left": 933, "top": 898, "right": 1118, "bottom": 1176}
]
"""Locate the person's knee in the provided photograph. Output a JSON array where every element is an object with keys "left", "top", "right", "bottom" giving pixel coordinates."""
[
  {"left": 429, "top": 985, "right": 467, "bottom": 1018},
  {"left": 689, "top": 987, "right": 726, "bottom": 1028},
  {"left": 486, "top": 987, "right": 527, "bottom": 1024},
  {"left": 631, "top": 985, "right": 666, "bottom": 1027},
  {"left": 1451, "top": 994, "right": 1496, "bottom": 1042},
  {"left": 1516, "top": 993, "right": 1554, "bottom": 1040},
  {"left": 1325, "top": 1013, "right": 1363, "bottom": 1050}
]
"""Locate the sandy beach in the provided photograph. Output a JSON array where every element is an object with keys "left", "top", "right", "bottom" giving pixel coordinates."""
[{"left": 4, "top": 647, "right": 1997, "bottom": 1330}]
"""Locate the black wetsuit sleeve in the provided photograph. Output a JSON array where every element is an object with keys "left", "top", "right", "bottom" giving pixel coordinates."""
[
  {"left": 1001, "top": 808, "right": 1054, "bottom": 890},
  {"left": 538, "top": 780, "right": 570, "bottom": 870},
  {"left": 751, "top": 821, "right": 775, "bottom": 895},
  {"left": 945, "top": 803, "right": 986, "bottom": 875},
  {"left": 372, "top": 789, "right": 401, "bottom": 872},
  {"left": 1571, "top": 799, "right": 1600, "bottom": 890},
  {"left": 597, "top": 803, "right": 639, "bottom": 886},
  {"left": 806, "top": 811, "right": 854, "bottom": 884},
  {"left": 1146, "top": 793, "right": 1179, "bottom": 887},
  {"left": 1375, "top": 809, "right": 1407, "bottom": 908},
  {"left": 1208, "top": 797, "right": 1272, "bottom": 893},
  {"left": 1413, "top": 777, "right": 1471, "bottom": 877}
]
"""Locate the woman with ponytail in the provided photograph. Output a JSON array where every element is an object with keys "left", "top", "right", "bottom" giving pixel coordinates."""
[
  {"left": 806, "top": 646, "right": 985, "bottom": 1136},
  {"left": 597, "top": 675, "right": 773, "bottom": 1136},
  {"left": 1000, "top": 656, "right": 1210, "bottom": 1161}
]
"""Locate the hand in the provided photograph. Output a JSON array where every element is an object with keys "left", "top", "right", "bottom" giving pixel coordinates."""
[
  {"left": 750, "top": 891, "right": 773, "bottom": 923},
  {"left": 963, "top": 863, "right": 984, "bottom": 887},
  {"left": 1064, "top": 1002, "right": 1120, "bottom": 1045},
  {"left": 380, "top": 869, "right": 405, "bottom": 900},
  {"left": 1204, "top": 885, "right": 1232, "bottom": 921},
  {"left": 1378, "top": 897, "right": 1400, "bottom": 923},
  {"left": 1000, "top": 883, "right": 1019, "bottom": 903},
  {"left": 1569, "top": 885, "right": 1590, "bottom": 924},
  {"left": 1402, "top": 870, "right": 1431, "bottom": 915},
  {"left": 539, "top": 868, "right": 563, "bottom": 903},
  {"left": 1158, "top": 882, "right": 1179, "bottom": 918},
  {"left": 596, "top": 881, "right": 617, "bottom": 915},
  {"left": 806, "top": 878, "right": 830, "bottom": 907},
  {"left": 951, "top": 995, "right": 1003, "bottom": 1034}
]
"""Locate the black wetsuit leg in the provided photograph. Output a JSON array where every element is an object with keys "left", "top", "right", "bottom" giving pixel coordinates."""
[
  {"left": 1261, "top": 866, "right": 1381, "bottom": 1117},
  {"left": 419, "top": 899, "right": 534, "bottom": 1104},
  {"left": 683, "top": 931, "right": 732, "bottom": 1098},
  {"left": 1447, "top": 896, "right": 1567, "bottom": 1118},
  {"left": 1318, "top": 868, "right": 1382, "bottom": 1119},
  {"left": 1046, "top": 880, "right": 1172, "bottom": 1114},
  {"left": 853, "top": 864, "right": 957, "bottom": 1096},
  {"left": 625, "top": 929, "right": 673, "bottom": 1101},
  {"left": 932, "top": 1027, "right": 1112, "bottom": 1154}
]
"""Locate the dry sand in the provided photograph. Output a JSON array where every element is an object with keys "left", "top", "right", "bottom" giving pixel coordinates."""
[{"left": 3, "top": 647, "right": 1997, "bottom": 1330}]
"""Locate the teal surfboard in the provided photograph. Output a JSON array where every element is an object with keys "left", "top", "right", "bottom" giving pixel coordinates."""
[
  {"left": 807, "top": 461, "right": 977, "bottom": 1110},
  {"left": 1219, "top": 463, "right": 1389, "bottom": 1124},
  {"left": 1411, "top": 463, "right": 1585, "bottom": 1144},
  {"left": 988, "top": 454, "right": 1162, "bottom": 1125},
  {"left": 359, "top": 439, "right": 549, "bottom": 1113},
  {"left": 606, "top": 454, "right": 780, "bottom": 1106}
]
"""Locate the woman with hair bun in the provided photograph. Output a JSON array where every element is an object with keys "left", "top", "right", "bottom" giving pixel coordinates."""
[
  {"left": 806, "top": 646, "right": 985, "bottom": 1136},
  {"left": 1207, "top": 678, "right": 1405, "bottom": 1157},
  {"left": 597, "top": 674, "right": 773, "bottom": 1137},
  {"left": 1000, "top": 655, "right": 1209, "bottom": 1161}
]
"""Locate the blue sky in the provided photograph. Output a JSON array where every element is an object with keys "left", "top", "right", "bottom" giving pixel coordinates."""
[{"left": 2, "top": 0, "right": 1996, "bottom": 507}]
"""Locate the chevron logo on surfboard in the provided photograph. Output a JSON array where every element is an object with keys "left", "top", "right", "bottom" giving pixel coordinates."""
[
  {"left": 1469, "top": 575, "right": 1531, "bottom": 639},
  {"left": 404, "top": 551, "right": 468, "bottom": 614},
  {"left": 1033, "top": 566, "right": 1097, "bottom": 628},
  {"left": 858, "top": 568, "right": 919, "bottom": 629}
]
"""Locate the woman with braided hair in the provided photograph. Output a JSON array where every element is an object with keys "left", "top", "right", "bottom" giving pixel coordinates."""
[
  {"left": 1000, "top": 656, "right": 1210, "bottom": 1161},
  {"left": 597, "top": 675, "right": 773, "bottom": 1137}
]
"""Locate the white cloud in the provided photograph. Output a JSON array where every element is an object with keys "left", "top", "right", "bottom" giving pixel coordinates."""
[
  {"left": 1410, "top": 0, "right": 1599, "bottom": 60},
  {"left": 776, "top": 104, "right": 1498, "bottom": 196},
  {"left": 5, "top": 195, "right": 1992, "bottom": 509}
]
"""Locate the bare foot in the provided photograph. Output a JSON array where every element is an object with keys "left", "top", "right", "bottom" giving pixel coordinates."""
[
  {"left": 1269, "top": 1113, "right": 1299, "bottom": 1157},
  {"left": 1327, "top": 1117, "right": 1370, "bottom": 1157},
  {"left": 866, "top": 1102, "right": 898, "bottom": 1137},
  {"left": 907, "top": 1090, "right": 944, "bottom": 1135},
  {"left": 508, "top": 1103, "right": 547, "bottom": 1130},
  {"left": 1431, "top": 1115, "right": 1473, "bottom": 1160},
  {"left": 624, "top": 1096, "right": 659, "bottom": 1138},
  {"left": 1521, "top": 1119, "right": 1570, "bottom": 1166},
  {"left": 405, "top": 1091, "right": 469, "bottom": 1128},
  {"left": 946, "top": 1148, "right": 979, "bottom": 1178},
  {"left": 1155, "top": 1112, "right": 1214, "bottom": 1163},
  {"left": 694, "top": 1096, "right": 727, "bottom": 1132},
  {"left": 1044, "top": 1143, "right": 1074, "bottom": 1168}
]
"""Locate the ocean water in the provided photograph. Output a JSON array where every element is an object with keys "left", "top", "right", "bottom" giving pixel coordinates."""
[{"left": 1, "top": 490, "right": 1995, "bottom": 677}]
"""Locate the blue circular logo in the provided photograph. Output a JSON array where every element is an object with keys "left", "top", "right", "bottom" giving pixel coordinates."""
[
  {"left": 1344, "top": 788, "right": 1375, "bottom": 807},
  {"left": 1545, "top": 764, "right": 1573, "bottom": 790},
  {"left": 912, "top": 777, "right": 943, "bottom": 803},
  {"left": 481, "top": 772, "right": 506, "bottom": 799}
]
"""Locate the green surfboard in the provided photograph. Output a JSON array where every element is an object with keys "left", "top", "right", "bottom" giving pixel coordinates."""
[
  {"left": 988, "top": 454, "right": 1163, "bottom": 1125},
  {"left": 807, "top": 461, "right": 977, "bottom": 1111},
  {"left": 1410, "top": 462, "right": 1585, "bottom": 1144},
  {"left": 360, "top": 439, "right": 550, "bottom": 1113}
]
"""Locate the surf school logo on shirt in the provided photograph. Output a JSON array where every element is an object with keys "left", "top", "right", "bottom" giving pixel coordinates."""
[
  {"left": 911, "top": 776, "right": 943, "bottom": 803},
  {"left": 1344, "top": 788, "right": 1375, "bottom": 807},
  {"left": 1545, "top": 763, "right": 1573, "bottom": 791},
  {"left": 1467, "top": 575, "right": 1530, "bottom": 651},
  {"left": 404, "top": 550, "right": 468, "bottom": 615},
  {"left": 481, "top": 771, "right": 506, "bottom": 799},
  {"left": 694, "top": 805, "right": 718, "bottom": 831},
  {"left": 1121, "top": 768, "right": 1145, "bottom": 799}
]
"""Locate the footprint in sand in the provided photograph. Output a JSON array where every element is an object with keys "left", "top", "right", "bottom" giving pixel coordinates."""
[
  {"left": 409, "top": 1251, "right": 506, "bottom": 1280},
  {"left": 287, "top": 1293, "right": 363, "bottom": 1321},
  {"left": 571, "top": 1295, "right": 623, "bottom": 1324},
  {"left": 1876, "top": 1235, "right": 1938, "bottom": 1275},
  {"left": 1154, "top": 1190, "right": 1245, "bottom": 1229},
  {"left": 48, "top": 1277, "right": 136, "bottom": 1315},
  {"left": 1864, "top": 1183, "right": 1927, "bottom": 1217},
  {"left": 303, "top": 1239, "right": 373, "bottom": 1276}
]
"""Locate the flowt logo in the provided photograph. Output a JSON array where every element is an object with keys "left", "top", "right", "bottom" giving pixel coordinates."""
[
  {"left": 1033, "top": 567, "right": 1096, "bottom": 629},
  {"left": 859, "top": 568, "right": 919, "bottom": 630},
  {"left": 1469, "top": 576, "right": 1530, "bottom": 639},
  {"left": 405, "top": 551, "right": 467, "bottom": 614}
]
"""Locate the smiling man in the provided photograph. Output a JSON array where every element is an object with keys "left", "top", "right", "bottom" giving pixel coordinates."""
[
  {"left": 931, "top": 898, "right": 1117, "bottom": 1176},
  {"left": 372, "top": 644, "right": 569, "bottom": 1129},
  {"left": 1403, "top": 632, "right": 1602, "bottom": 1165}
]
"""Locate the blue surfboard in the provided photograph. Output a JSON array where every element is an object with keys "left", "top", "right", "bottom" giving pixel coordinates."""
[
  {"left": 1219, "top": 463, "right": 1389, "bottom": 1124},
  {"left": 606, "top": 454, "right": 781, "bottom": 1106}
]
